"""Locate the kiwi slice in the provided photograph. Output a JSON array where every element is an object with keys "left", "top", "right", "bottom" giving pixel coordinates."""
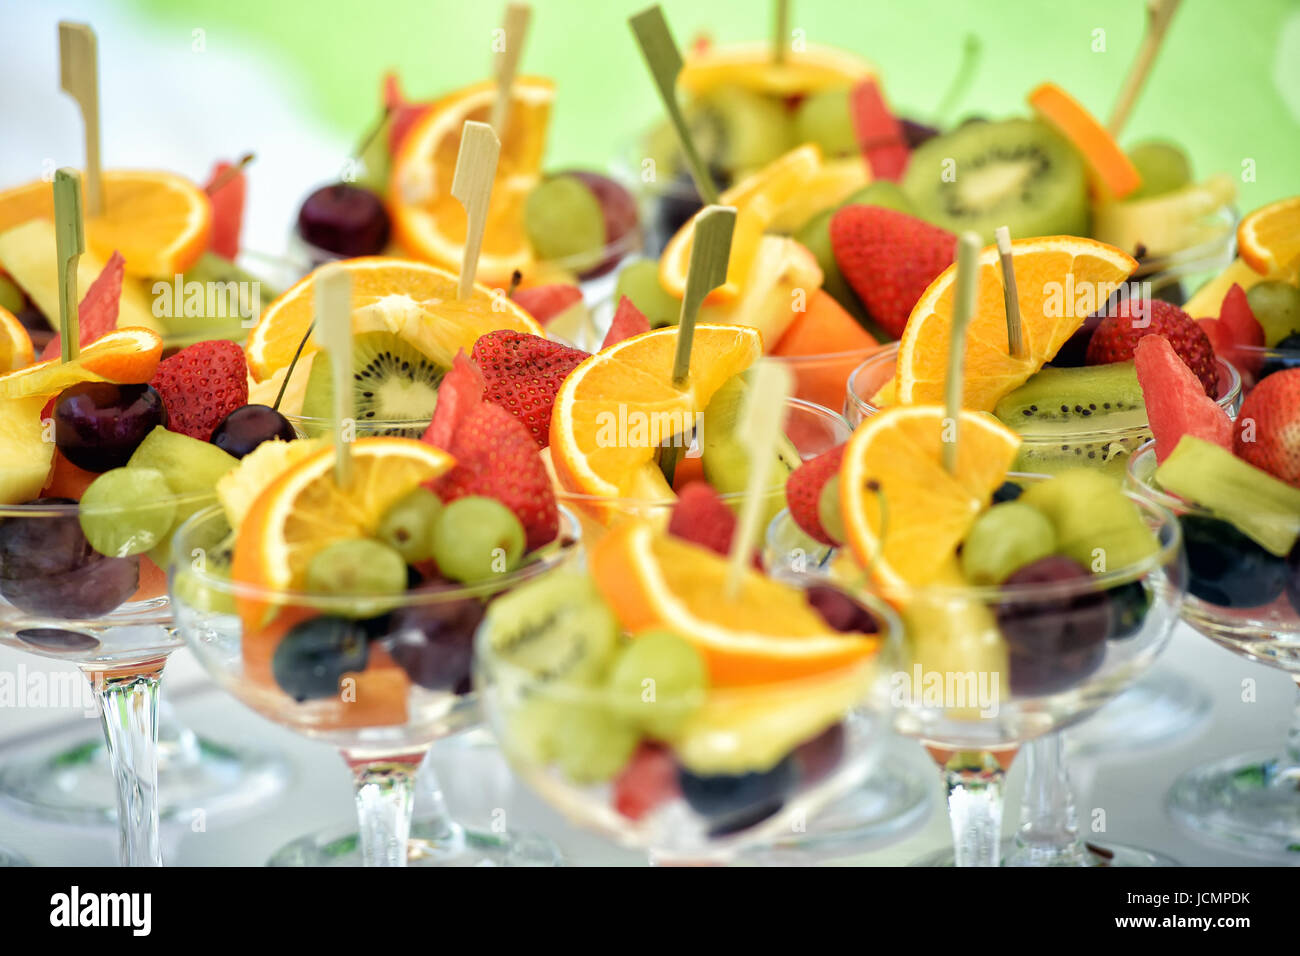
[
  {"left": 902, "top": 118, "right": 1088, "bottom": 243},
  {"left": 686, "top": 85, "right": 794, "bottom": 176},
  {"left": 995, "top": 363, "right": 1149, "bottom": 475},
  {"left": 701, "top": 374, "right": 801, "bottom": 528},
  {"left": 299, "top": 330, "right": 443, "bottom": 438},
  {"left": 479, "top": 572, "right": 620, "bottom": 687}
]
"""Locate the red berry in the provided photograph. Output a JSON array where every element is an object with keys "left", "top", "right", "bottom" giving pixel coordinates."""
[
  {"left": 470, "top": 330, "right": 587, "bottom": 448},
  {"left": 785, "top": 444, "right": 845, "bottom": 546},
  {"left": 149, "top": 339, "right": 249, "bottom": 442},
  {"left": 1234, "top": 367, "right": 1300, "bottom": 488},
  {"left": 667, "top": 482, "right": 737, "bottom": 556},
  {"left": 1085, "top": 299, "right": 1218, "bottom": 397},
  {"left": 613, "top": 744, "right": 681, "bottom": 821}
]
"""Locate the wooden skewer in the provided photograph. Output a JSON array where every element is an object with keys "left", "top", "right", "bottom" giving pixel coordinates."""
[
  {"left": 995, "top": 226, "right": 1026, "bottom": 359},
  {"left": 52, "top": 169, "right": 85, "bottom": 364},
  {"left": 490, "top": 3, "right": 532, "bottom": 136},
  {"left": 672, "top": 205, "right": 735, "bottom": 387},
  {"left": 451, "top": 121, "right": 502, "bottom": 300},
  {"left": 725, "top": 361, "right": 794, "bottom": 600},
  {"left": 1107, "top": 0, "right": 1182, "bottom": 137},
  {"left": 773, "top": 0, "right": 790, "bottom": 65},
  {"left": 314, "top": 264, "right": 354, "bottom": 488},
  {"left": 58, "top": 22, "right": 103, "bottom": 216},
  {"left": 630, "top": 5, "right": 720, "bottom": 204},
  {"left": 942, "top": 233, "right": 983, "bottom": 475}
]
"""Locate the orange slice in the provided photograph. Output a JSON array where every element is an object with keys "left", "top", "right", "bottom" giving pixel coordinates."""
[
  {"left": 839, "top": 405, "right": 1021, "bottom": 593},
  {"left": 895, "top": 236, "right": 1137, "bottom": 411},
  {"left": 0, "top": 171, "right": 211, "bottom": 277},
  {"left": 678, "top": 41, "right": 874, "bottom": 97},
  {"left": 0, "top": 306, "right": 33, "bottom": 371},
  {"left": 1028, "top": 83, "right": 1140, "bottom": 200},
  {"left": 1237, "top": 196, "right": 1300, "bottom": 277},
  {"left": 389, "top": 77, "right": 554, "bottom": 286},
  {"left": 660, "top": 144, "right": 823, "bottom": 300},
  {"left": 549, "top": 325, "right": 762, "bottom": 509},
  {"left": 243, "top": 257, "right": 540, "bottom": 382},
  {"left": 590, "top": 520, "right": 879, "bottom": 686},
  {"left": 0, "top": 327, "right": 163, "bottom": 399}
]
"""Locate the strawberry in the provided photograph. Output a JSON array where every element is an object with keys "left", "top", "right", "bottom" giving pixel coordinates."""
[
  {"left": 41, "top": 251, "right": 125, "bottom": 361},
  {"left": 1234, "top": 367, "right": 1300, "bottom": 488},
  {"left": 470, "top": 330, "right": 587, "bottom": 448},
  {"left": 612, "top": 744, "right": 680, "bottom": 821},
  {"left": 149, "top": 340, "right": 249, "bottom": 442},
  {"left": 422, "top": 351, "right": 559, "bottom": 550},
  {"left": 1134, "top": 335, "right": 1232, "bottom": 463},
  {"left": 383, "top": 72, "right": 433, "bottom": 157},
  {"left": 667, "top": 481, "right": 736, "bottom": 556},
  {"left": 204, "top": 160, "right": 246, "bottom": 260},
  {"left": 512, "top": 283, "right": 582, "bottom": 326},
  {"left": 601, "top": 296, "right": 650, "bottom": 349},
  {"left": 829, "top": 206, "right": 954, "bottom": 339},
  {"left": 1085, "top": 298, "right": 1219, "bottom": 397},
  {"left": 785, "top": 444, "right": 845, "bottom": 546}
]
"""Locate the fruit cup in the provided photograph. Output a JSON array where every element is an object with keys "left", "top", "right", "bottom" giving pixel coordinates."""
[
  {"left": 1127, "top": 441, "right": 1300, "bottom": 856},
  {"left": 170, "top": 501, "right": 583, "bottom": 866}
]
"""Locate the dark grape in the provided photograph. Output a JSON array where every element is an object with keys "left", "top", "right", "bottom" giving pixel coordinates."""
[
  {"left": 1050, "top": 314, "right": 1102, "bottom": 368},
  {"left": 16, "top": 307, "right": 53, "bottom": 352},
  {"left": 297, "top": 183, "right": 391, "bottom": 260},
  {"left": 650, "top": 166, "right": 730, "bottom": 255},
  {"left": 996, "top": 556, "right": 1110, "bottom": 695},
  {"left": 1108, "top": 581, "right": 1151, "bottom": 640},
  {"left": 271, "top": 615, "right": 372, "bottom": 701},
  {"left": 804, "top": 585, "right": 880, "bottom": 633},
  {"left": 991, "top": 480, "right": 1024, "bottom": 504},
  {"left": 54, "top": 382, "right": 167, "bottom": 472},
  {"left": 900, "top": 117, "right": 940, "bottom": 150},
  {"left": 0, "top": 498, "right": 139, "bottom": 618},
  {"left": 678, "top": 756, "right": 796, "bottom": 836},
  {"left": 1181, "top": 515, "right": 1286, "bottom": 609},
  {"left": 562, "top": 170, "right": 640, "bottom": 278},
  {"left": 210, "top": 404, "right": 297, "bottom": 458},
  {"left": 1286, "top": 544, "right": 1300, "bottom": 616},
  {"left": 380, "top": 590, "right": 486, "bottom": 693},
  {"left": 793, "top": 723, "right": 845, "bottom": 784}
]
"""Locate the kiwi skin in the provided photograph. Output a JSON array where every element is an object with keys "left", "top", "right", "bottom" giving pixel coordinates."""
[
  {"left": 902, "top": 118, "right": 1088, "bottom": 243},
  {"left": 994, "top": 362, "right": 1146, "bottom": 426},
  {"left": 299, "top": 330, "right": 443, "bottom": 438}
]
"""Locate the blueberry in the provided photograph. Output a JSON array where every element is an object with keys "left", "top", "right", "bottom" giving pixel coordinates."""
[
  {"left": 804, "top": 585, "right": 880, "bottom": 633},
  {"left": 1107, "top": 581, "right": 1151, "bottom": 640},
  {"left": 1180, "top": 515, "right": 1286, "bottom": 609},
  {"left": 991, "top": 480, "right": 1024, "bottom": 504},
  {"left": 678, "top": 756, "right": 797, "bottom": 836},
  {"left": 271, "top": 615, "right": 373, "bottom": 701},
  {"left": 1257, "top": 334, "right": 1300, "bottom": 383}
]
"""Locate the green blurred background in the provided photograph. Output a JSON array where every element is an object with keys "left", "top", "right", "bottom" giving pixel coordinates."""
[{"left": 133, "top": 0, "right": 1299, "bottom": 208}]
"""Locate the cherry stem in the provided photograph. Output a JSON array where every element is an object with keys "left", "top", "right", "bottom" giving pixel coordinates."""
[
  {"left": 204, "top": 153, "right": 254, "bottom": 196},
  {"left": 932, "top": 34, "right": 981, "bottom": 125},
  {"left": 272, "top": 320, "right": 315, "bottom": 412},
  {"left": 353, "top": 106, "right": 393, "bottom": 164}
]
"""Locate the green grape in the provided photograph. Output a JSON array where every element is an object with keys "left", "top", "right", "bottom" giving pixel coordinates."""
[
  {"left": 795, "top": 89, "right": 857, "bottom": 158},
  {"left": 78, "top": 468, "right": 177, "bottom": 558},
  {"left": 960, "top": 501, "right": 1058, "bottom": 585},
  {"left": 377, "top": 487, "right": 443, "bottom": 563},
  {"left": 613, "top": 259, "right": 681, "bottom": 328},
  {"left": 1127, "top": 141, "right": 1192, "bottom": 200},
  {"left": 431, "top": 496, "right": 525, "bottom": 583},
  {"left": 1246, "top": 281, "right": 1300, "bottom": 347},
  {"left": 0, "top": 274, "right": 26, "bottom": 315},
  {"left": 524, "top": 176, "right": 606, "bottom": 270},
  {"left": 551, "top": 701, "right": 641, "bottom": 783},
  {"left": 609, "top": 630, "right": 707, "bottom": 738},
  {"left": 304, "top": 538, "right": 408, "bottom": 617}
]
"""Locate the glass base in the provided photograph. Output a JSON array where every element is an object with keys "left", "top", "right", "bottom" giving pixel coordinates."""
[
  {"left": 1167, "top": 750, "right": 1300, "bottom": 859},
  {"left": 742, "top": 757, "right": 931, "bottom": 863},
  {"left": 0, "top": 734, "right": 289, "bottom": 825},
  {"left": 267, "top": 819, "right": 566, "bottom": 867},
  {"left": 1068, "top": 669, "right": 1212, "bottom": 757},
  {"left": 911, "top": 837, "right": 1177, "bottom": 867},
  {"left": 0, "top": 846, "right": 29, "bottom": 866}
]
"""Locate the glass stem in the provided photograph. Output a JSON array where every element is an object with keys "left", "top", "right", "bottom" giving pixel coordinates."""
[
  {"left": 1285, "top": 680, "right": 1300, "bottom": 769},
  {"left": 156, "top": 698, "right": 203, "bottom": 768},
  {"left": 87, "top": 662, "right": 165, "bottom": 867},
  {"left": 1008, "top": 733, "right": 1090, "bottom": 866},
  {"left": 345, "top": 752, "right": 422, "bottom": 867},
  {"left": 940, "top": 749, "right": 1006, "bottom": 867}
]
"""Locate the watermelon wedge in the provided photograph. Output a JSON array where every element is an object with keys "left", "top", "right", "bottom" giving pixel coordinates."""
[{"left": 1136, "top": 334, "right": 1232, "bottom": 463}]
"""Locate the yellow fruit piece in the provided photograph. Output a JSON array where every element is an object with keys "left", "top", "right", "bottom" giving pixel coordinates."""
[
  {"left": 0, "top": 219, "right": 162, "bottom": 335},
  {"left": 589, "top": 520, "right": 880, "bottom": 687},
  {"left": 699, "top": 235, "right": 822, "bottom": 349},
  {"left": 243, "top": 257, "right": 540, "bottom": 382},
  {"left": 216, "top": 437, "right": 325, "bottom": 529},
  {"left": 0, "top": 328, "right": 163, "bottom": 399},
  {"left": 1237, "top": 195, "right": 1300, "bottom": 277},
  {"left": 1183, "top": 257, "right": 1298, "bottom": 319},
  {"left": 896, "top": 235, "right": 1137, "bottom": 412},
  {"left": 0, "top": 171, "right": 210, "bottom": 277},
  {"left": 678, "top": 41, "right": 874, "bottom": 97},
  {"left": 549, "top": 324, "right": 761, "bottom": 509},
  {"left": 767, "top": 156, "right": 870, "bottom": 234},
  {"left": 389, "top": 77, "right": 555, "bottom": 286},
  {"left": 839, "top": 405, "right": 1021, "bottom": 593},
  {"left": 0, "top": 394, "right": 55, "bottom": 504},
  {"left": 1092, "top": 174, "right": 1237, "bottom": 259},
  {"left": 660, "top": 144, "right": 823, "bottom": 301},
  {"left": 0, "top": 306, "right": 33, "bottom": 371}
]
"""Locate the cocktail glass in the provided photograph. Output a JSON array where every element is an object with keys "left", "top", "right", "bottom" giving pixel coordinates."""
[
  {"left": 845, "top": 340, "right": 1234, "bottom": 755},
  {"left": 882, "top": 483, "right": 1186, "bottom": 866},
  {"left": 475, "top": 567, "right": 902, "bottom": 865},
  {"left": 0, "top": 492, "right": 221, "bottom": 866},
  {"left": 1127, "top": 441, "right": 1300, "bottom": 857},
  {"left": 170, "top": 502, "right": 583, "bottom": 867}
]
